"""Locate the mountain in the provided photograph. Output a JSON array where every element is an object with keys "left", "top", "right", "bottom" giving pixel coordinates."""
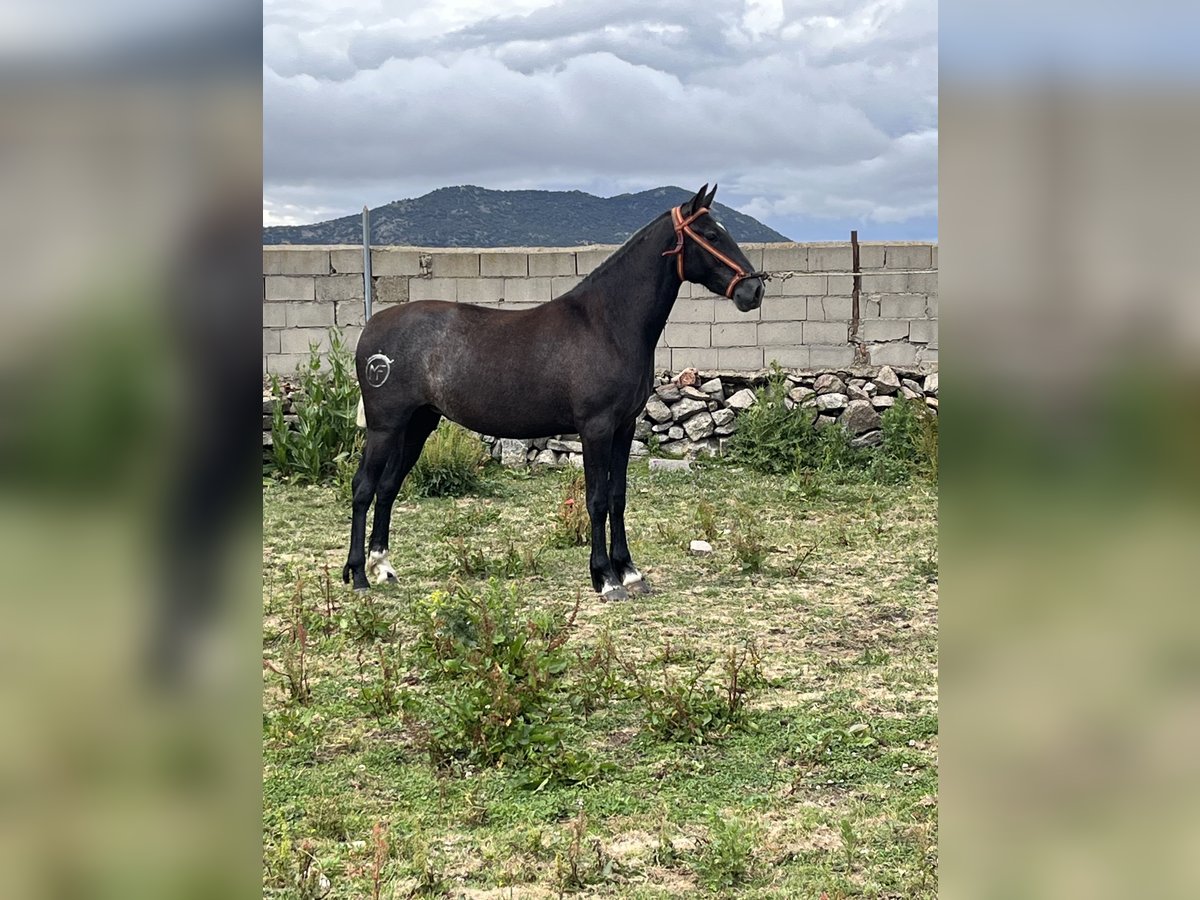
[{"left": 263, "top": 185, "right": 790, "bottom": 246}]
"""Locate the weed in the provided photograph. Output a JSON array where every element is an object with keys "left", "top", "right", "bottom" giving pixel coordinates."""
[
  {"left": 356, "top": 643, "right": 405, "bottom": 722},
  {"left": 726, "top": 364, "right": 817, "bottom": 475},
  {"left": 345, "top": 590, "right": 395, "bottom": 643},
  {"left": 404, "top": 581, "right": 603, "bottom": 786},
  {"left": 839, "top": 818, "right": 859, "bottom": 871},
  {"left": 730, "top": 504, "right": 771, "bottom": 572},
  {"left": 404, "top": 420, "right": 490, "bottom": 498},
  {"left": 370, "top": 821, "right": 388, "bottom": 900},
  {"left": 436, "top": 504, "right": 500, "bottom": 539},
  {"left": 549, "top": 472, "right": 590, "bottom": 547},
  {"left": 696, "top": 811, "right": 760, "bottom": 890},
  {"left": 873, "top": 396, "right": 939, "bottom": 481},
  {"left": 264, "top": 583, "right": 312, "bottom": 704},
  {"left": 268, "top": 328, "right": 360, "bottom": 484},
  {"left": 694, "top": 498, "right": 719, "bottom": 541}
]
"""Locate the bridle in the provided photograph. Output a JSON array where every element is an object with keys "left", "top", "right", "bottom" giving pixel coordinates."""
[{"left": 662, "top": 205, "right": 767, "bottom": 299}]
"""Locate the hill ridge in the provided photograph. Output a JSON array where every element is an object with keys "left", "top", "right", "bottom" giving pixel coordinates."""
[{"left": 263, "top": 185, "right": 789, "bottom": 246}]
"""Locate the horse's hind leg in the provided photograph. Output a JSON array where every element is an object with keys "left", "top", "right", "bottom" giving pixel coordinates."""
[
  {"left": 342, "top": 423, "right": 404, "bottom": 591},
  {"left": 365, "top": 408, "right": 441, "bottom": 583}
]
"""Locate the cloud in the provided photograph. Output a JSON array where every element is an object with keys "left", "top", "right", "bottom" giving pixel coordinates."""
[{"left": 263, "top": 0, "right": 937, "bottom": 238}]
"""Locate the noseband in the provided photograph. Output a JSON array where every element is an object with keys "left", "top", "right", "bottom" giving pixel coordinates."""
[{"left": 662, "top": 205, "right": 767, "bottom": 299}]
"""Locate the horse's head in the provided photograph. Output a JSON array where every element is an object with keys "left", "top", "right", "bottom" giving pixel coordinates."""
[{"left": 663, "top": 183, "right": 766, "bottom": 312}]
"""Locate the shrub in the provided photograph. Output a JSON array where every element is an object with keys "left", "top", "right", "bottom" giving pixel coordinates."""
[
  {"left": 729, "top": 504, "right": 771, "bottom": 572},
  {"left": 404, "top": 420, "right": 489, "bottom": 498},
  {"left": 268, "top": 328, "right": 360, "bottom": 483},
  {"left": 871, "top": 397, "right": 939, "bottom": 481},
  {"left": 725, "top": 365, "right": 817, "bottom": 475},
  {"left": 405, "top": 580, "right": 605, "bottom": 787}
]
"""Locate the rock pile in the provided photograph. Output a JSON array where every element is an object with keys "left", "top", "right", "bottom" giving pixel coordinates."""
[{"left": 263, "top": 365, "right": 939, "bottom": 467}]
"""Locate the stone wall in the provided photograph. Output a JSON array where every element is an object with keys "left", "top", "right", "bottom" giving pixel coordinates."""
[
  {"left": 264, "top": 364, "right": 938, "bottom": 466},
  {"left": 262, "top": 242, "right": 938, "bottom": 376}
]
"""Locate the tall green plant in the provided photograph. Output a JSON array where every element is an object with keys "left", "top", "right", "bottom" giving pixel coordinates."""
[
  {"left": 267, "top": 329, "right": 361, "bottom": 483},
  {"left": 725, "top": 364, "right": 818, "bottom": 475}
]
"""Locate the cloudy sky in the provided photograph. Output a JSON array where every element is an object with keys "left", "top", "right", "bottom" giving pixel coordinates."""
[{"left": 263, "top": 0, "right": 937, "bottom": 240}]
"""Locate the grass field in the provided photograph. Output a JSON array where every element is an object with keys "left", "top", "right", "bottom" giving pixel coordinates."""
[{"left": 263, "top": 460, "right": 938, "bottom": 898}]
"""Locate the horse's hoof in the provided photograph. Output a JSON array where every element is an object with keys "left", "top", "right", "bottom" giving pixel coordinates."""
[
  {"left": 353, "top": 584, "right": 369, "bottom": 594},
  {"left": 626, "top": 578, "right": 652, "bottom": 595},
  {"left": 600, "top": 583, "right": 628, "bottom": 602}
]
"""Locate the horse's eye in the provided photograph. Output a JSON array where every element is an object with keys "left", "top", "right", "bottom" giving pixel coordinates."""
[{"left": 702, "top": 230, "right": 720, "bottom": 241}]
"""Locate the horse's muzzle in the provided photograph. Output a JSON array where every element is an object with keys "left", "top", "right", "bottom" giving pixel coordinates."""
[{"left": 731, "top": 276, "right": 765, "bottom": 312}]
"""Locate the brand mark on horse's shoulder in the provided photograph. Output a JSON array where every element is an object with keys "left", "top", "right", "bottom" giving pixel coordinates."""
[{"left": 365, "top": 352, "right": 393, "bottom": 388}]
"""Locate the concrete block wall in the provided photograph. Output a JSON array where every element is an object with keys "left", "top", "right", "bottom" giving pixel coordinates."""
[{"left": 263, "top": 241, "right": 937, "bottom": 376}]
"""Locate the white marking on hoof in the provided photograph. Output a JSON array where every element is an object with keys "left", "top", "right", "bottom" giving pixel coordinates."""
[
  {"left": 366, "top": 550, "right": 397, "bottom": 584},
  {"left": 621, "top": 569, "right": 644, "bottom": 587},
  {"left": 600, "top": 582, "right": 627, "bottom": 601}
]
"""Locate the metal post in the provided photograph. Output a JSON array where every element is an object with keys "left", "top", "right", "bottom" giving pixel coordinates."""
[{"left": 362, "top": 206, "right": 373, "bottom": 321}]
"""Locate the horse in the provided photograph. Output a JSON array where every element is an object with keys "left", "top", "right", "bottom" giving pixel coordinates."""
[{"left": 343, "top": 183, "right": 765, "bottom": 598}]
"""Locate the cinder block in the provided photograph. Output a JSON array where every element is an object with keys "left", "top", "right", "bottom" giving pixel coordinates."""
[
  {"left": 807, "top": 296, "right": 853, "bottom": 320},
  {"left": 285, "top": 302, "right": 335, "bottom": 327},
  {"left": 497, "top": 301, "right": 542, "bottom": 312},
  {"left": 664, "top": 323, "right": 711, "bottom": 348},
  {"left": 371, "top": 249, "right": 423, "bottom": 276},
  {"left": 809, "top": 345, "right": 855, "bottom": 367},
  {"left": 689, "top": 284, "right": 722, "bottom": 300},
  {"left": 457, "top": 278, "right": 505, "bottom": 304},
  {"left": 528, "top": 251, "right": 577, "bottom": 277},
  {"left": 262, "top": 304, "right": 286, "bottom": 327},
  {"left": 926, "top": 296, "right": 938, "bottom": 317},
  {"left": 670, "top": 298, "right": 716, "bottom": 323},
  {"left": 759, "top": 296, "right": 806, "bottom": 321},
  {"left": 264, "top": 275, "right": 315, "bottom": 301},
  {"left": 804, "top": 321, "right": 849, "bottom": 344},
  {"left": 861, "top": 319, "right": 910, "bottom": 342},
  {"left": 654, "top": 347, "right": 672, "bottom": 371},
  {"left": 868, "top": 342, "right": 918, "bottom": 367},
  {"left": 717, "top": 347, "right": 764, "bottom": 370},
  {"left": 552, "top": 275, "right": 583, "bottom": 295},
  {"left": 576, "top": 248, "right": 615, "bottom": 275},
  {"left": 861, "top": 296, "right": 881, "bottom": 318},
  {"left": 336, "top": 301, "right": 365, "bottom": 327},
  {"left": 769, "top": 273, "right": 825, "bottom": 296},
  {"left": 758, "top": 322, "right": 804, "bottom": 345},
  {"left": 281, "top": 328, "right": 333, "bottom": 354},
  {"left": 827, "top": 275, "right": 854, "bottom": 294},
  {"left": 503, "top": 277, "right": 553, "bottom": 303},
  {"left": 263, "top": 248, "right": 330, "bottom": 276},
  {"left": 266, "top": 353, "right": 310, "bottom": 376},
  {"left": 765, "top": 347, "right": 810, "bottom": 368},
  {"left": 430, "top": 252, "right": 480, "bottom": 278},
  {"left": 409, "top": 278, "right": 457, "bottom": 302},
  {"left": 735, "top": 246, "right": 764, "bottom": 272},
  {"left": 906, "top": 272, "right": 938, "bottom": 292},
  {"left": 909, "top": 320, "right": 938, "bottom": 347},
  {"left": 714, "top": 300, "right": 759, "bottom": 322},
  {"left": 918, "top": 347, "right": 938, "bottom": 366},
  {"left": 711, "top": 323, "right": 757, "bottom": 347},
  {"left": 861, "top": 272, "right": 908, "bottom": 293},
  {"left": 373, "top": 276, "right": 409, "bottom": 305},
  {"left": 932, "top": 245, "right": 938, "bottom": 268},
  {"left": 762, "top": 245, "right": 807, "bottom": 271},
  {"left": 330, "top": 248, "right": 365, "bottom": 274},
  {"left": 808, "top": 245, "right": 853, "bottom": 272},
  {"left": 859, "top": 245, "right": 887, "bottom": 269},
  {"left": 884, "top": 244, "right": 933, "bottom": 269},
  {"left": 879, "top": 295, "right": 929, "bottom": 319},
  {"left": 673, "top": 348, "right": 718, "bottom": 370},
  {"left": 342, "top": 325, "right": 363, "bottom": 350},
  {"left": 316, "top": 274, "right": 363, "bottom": 303},
  {"left": 480, "top": 252, "right": 528, "bottom": 277},
  {"left": 263, "top": 329, "right": 281, "bottom": 355}
]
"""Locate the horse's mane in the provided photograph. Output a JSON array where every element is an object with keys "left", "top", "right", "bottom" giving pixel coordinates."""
[{"left": 576, "top": 211, "right": 671, "bottom": 288}]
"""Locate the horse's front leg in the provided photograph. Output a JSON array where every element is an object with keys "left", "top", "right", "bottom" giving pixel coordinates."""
[
  {"left": 580, "top": 424, "right": 626, "bottom": 600},
  {"left": 608, "top": 418, "right": 649, "bottom": 594}
]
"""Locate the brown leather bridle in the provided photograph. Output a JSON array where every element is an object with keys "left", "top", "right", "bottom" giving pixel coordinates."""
[{"left": 662, "top": 205, "right": 767, "bottom": 299}]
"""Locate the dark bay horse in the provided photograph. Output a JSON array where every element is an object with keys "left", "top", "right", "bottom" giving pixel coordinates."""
[{"left": 343, "top": 184, "right": 765, "bottom": 597}]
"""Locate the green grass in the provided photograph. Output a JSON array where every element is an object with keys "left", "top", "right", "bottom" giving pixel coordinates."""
[{"left": 263, "top": 461, "right": 938, "bottom": 897}]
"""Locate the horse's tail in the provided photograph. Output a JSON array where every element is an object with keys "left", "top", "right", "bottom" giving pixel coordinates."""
[{"left": 356, "top": 396, "right": 367, "bottom": 428}]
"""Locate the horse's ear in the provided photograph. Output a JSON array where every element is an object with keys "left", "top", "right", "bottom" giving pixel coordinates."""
[
  {"left": 683, "top": 183, "right": 709, "bottom": 215},
  {"left": 704, "top": 183, "right": 718, "bottom": 208}
]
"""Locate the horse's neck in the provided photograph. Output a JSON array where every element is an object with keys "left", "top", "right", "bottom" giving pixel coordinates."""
[{"left": 588, "top": 228, "right": 682, "bottom": 356}]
